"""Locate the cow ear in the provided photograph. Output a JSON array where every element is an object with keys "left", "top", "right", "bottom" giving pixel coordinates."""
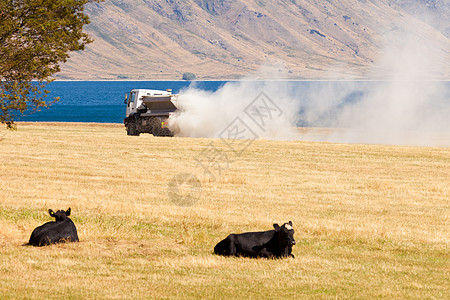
[
  {"left": 48, "top": 209, "right": 55, "bottom": 217},
  {"left": 273, "top": 224, "right": 280, "bottom": 231},
  {"left": 289, "top": 221, "right": 293, "bottom": 226},
  {"left": 66, "top": 208, "right": 71, "bottom": 216}
]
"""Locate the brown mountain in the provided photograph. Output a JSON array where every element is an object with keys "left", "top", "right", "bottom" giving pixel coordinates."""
[{"left": 55, "top": 0, "right": 450, "bottom": 80}]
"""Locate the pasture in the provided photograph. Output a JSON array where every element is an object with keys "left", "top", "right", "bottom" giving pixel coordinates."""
[{"left": 0, "top": 123, "right": 448, "bottom": 299}]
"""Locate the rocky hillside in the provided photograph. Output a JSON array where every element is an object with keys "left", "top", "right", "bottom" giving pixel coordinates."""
[{"left": 56, "top": 0, "right": 450, "bottom": 80}]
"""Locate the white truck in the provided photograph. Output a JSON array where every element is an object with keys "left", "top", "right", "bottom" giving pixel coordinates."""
[{"left": 123, "top": 89, "right": 178, "bottom": 136}]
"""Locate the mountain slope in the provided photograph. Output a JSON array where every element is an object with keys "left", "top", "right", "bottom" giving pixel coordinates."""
[{"left": 56, "top": 0, "right": 450, "bottom": 80}]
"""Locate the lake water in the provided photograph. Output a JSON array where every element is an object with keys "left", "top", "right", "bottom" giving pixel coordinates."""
[
  {"left": 18, "top": 81, "right": 227, "bottom": 123},
  {"left": 18, "top": 80, "right": 450, "bottom": 130}
]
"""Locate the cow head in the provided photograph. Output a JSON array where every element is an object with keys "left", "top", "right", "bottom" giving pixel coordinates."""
[
  {"left": 273, "top": 221, "right": 295, "bottom": 247},
  {"left": 48, "top": 208, "right": 71, "bottom": 222}
]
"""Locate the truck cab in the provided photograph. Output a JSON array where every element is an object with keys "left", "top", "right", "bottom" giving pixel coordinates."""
[
  {"left": 125, "top": 89, "right": 175, "bottom": 117},
  {"left": 124, "top": 89, "right": 178, "bottom": 136}
]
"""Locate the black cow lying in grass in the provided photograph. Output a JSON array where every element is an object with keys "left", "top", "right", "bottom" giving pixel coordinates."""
[
  {"left": 28, "top": 208, "right": 79, "bottom": 246},
  {"left": 214, "top": 221, "right": 295, "bottom": 258}
]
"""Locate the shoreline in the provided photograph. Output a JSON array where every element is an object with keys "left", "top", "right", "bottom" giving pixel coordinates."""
[
  {"left": 48, "top": 79, "right": 450, "bottom": 82},
  {"left": 10, "top": 122, "right": 450, "bottom": 148}
]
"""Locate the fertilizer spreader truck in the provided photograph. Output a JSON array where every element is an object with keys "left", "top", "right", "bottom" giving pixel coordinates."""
[{"left": 124, "top": 89, "right": 178, "bottom": 136}]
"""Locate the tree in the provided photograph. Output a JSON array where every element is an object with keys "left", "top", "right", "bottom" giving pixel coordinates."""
[
  {"left": 182, "top": 72, "right": 197, "bottom": 81},
  {"left": 0, "top": 0, "right": 99, "bottom": 129}
]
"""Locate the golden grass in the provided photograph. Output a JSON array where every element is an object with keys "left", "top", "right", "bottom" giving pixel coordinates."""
[{"left": 0, "top": 123, "right": 449, "bottom": 299}]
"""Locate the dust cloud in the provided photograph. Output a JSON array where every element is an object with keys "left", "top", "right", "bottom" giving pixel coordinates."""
[
  {"left": 169, "top": 16, "right": 450, "bottom": 146},
  {"left": 168, "top": 77, "right": 302, "bottom": 141},
  {"left": 311, "top": 17, "right": 450, "bottom": 146}
]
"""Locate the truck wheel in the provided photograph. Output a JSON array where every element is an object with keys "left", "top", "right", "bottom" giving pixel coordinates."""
[
  {"left": 151, "top": 117, "right": 162, "bottom": 136},
  {"left": 126, "top": 120, "right": 140, "bottom": 136},
  {"left": 150, "top": 117, "right": 173, "bottom": 137},
  {"left": 159, "top": 128, "right": 174, "bottom": 137}
]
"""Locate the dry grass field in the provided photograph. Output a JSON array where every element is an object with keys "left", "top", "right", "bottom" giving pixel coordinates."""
[{"left": 0, "top": 123, "right": 448, "bottom": 299}]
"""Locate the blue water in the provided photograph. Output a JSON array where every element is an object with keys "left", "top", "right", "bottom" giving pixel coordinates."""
[
  {"left": 17, "top": 80, "right": 450, "bottom": 127},
  {"left": 18, "top": 81, "right": 227, "bottom": 123}
]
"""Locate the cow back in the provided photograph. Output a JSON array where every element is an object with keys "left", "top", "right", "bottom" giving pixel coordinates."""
[
  {"left": 214, "top": 222, "right": 295, "bottom": 258},
  {"left": 29, "top": 218, "right": 79, "bottom": 246}
]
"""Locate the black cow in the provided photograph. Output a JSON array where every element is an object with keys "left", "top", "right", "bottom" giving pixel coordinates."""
[
  {"left": 28, "top": 208, "right": 79, "bottom": 246},
  {"left": 214, "top": 221, "right": 295, "bottom": 258}
]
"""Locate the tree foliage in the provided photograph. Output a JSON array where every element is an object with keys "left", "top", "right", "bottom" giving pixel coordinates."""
[
  {"left": 182, "top": 72, "right": 197, "bottom": 81},
  {"left": 0, "top": 0, "right": 98, "bottom": 128}
]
